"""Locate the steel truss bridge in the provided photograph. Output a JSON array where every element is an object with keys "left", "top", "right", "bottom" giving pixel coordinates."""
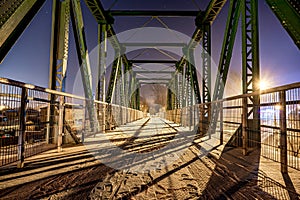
[{"left": 0, "top": 0, "right": 300, "bottom": 199}]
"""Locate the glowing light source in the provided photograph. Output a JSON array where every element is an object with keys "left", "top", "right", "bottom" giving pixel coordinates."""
[
  {"left": 275, "top": 105, "right": 281, "bottom": 110},
  {"left": 259, "top": 80, "right": 268, "bottom": 90}
]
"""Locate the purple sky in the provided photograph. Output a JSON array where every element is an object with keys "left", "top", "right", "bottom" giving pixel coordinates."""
[{"left": 0, "top": 0, "right": 299, "bottom": 95}]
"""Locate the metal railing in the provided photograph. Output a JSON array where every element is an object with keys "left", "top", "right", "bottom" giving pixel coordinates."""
[
  {"left": 166, "top": 82, "right": 300, "bottom": 171},
  {"left": 0, "top": 77, "right": 143, "bottom": 167}
]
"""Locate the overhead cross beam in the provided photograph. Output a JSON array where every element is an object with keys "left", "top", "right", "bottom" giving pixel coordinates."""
[
  {"left": 137, "top": 78, "right": 171, "bottom": 81},
  {"left": 109, "top": 10, "right": 199, "bottom": 17},
  {"left": 122, "top": 43, "right": 186, "bottom": 47},
  {"left": 134, "top": 71, "right": 174, "bottom": 74},
  {"left": 140, "top": 82, "right": 168, "bottom": 85},
  {"left": 130, "top": 60, "right": 177, "bottom": 64}
]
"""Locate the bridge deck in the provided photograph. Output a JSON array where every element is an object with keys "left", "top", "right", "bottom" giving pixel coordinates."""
[{"left": 0, "top": 118, "right": 299, "bottom": 199}]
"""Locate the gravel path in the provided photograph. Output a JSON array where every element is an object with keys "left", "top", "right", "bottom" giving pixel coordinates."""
[{"left": 0, "top": 117, "right": 299, "bottom": 199}]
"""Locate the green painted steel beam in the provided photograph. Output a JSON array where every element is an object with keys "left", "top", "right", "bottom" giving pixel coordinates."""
[
  {"left": 207, "top": 0, "right": 241, "bottom": 137},
  {"left": 84, "top": 0, "right": 134, "bottom": 108},
  {"left": 49, "top": 0, "right": 70, "bottom": 93},
  {"left": 202, "top": 24, "right": 212, "bottom": 104},
  {"left": 137, "top": 78, "right": 171, "bottom": 81},
  {"left": 109, "top": 10, "right": 199, "bottom": 17},
  {"left": 106, "top": 55, "right": 121, "bottom": 103},
  {"left": 130, "top": 60, "right": 177, "bottom": 64},
  {"left": 122, "top": 42, "right": 186, "bottom": 47},
  {"left": 140, "top": 82, "right": 168, "bottom": 85},
  {"left": 265, "top": 0, "right": 300, "bottom": 49},
  {"left": 48, "top": 0, "right": 70, "bottom": 144},
  {"left": 213, "top": 0, "right": 242, "bottom": 101},
  {"left": 84, "top": 0, "right": 130, "bottom": 66},
  {"left": 70, "top": 0, "right": 97, "bottom": 131},
  {"left": 0, "top": 0, "right": 46, "bottom": 63},
  {"left": 167, "top": 88, "right": 172, "bottom": 110},
  {"left": 96, "top": 23, "right": 107, "bottom": 102},
  {"left": 242, "top": 0, "right": 261, "bottom": 150},
  {"left": 190, "top": 0, "right": 228, "bottom": 48},
  {"left": 186, "top": 49, "right": 201, "bottom": 104},
  {"left": 242, "top": 0, "right": 260, "bottom": 98},
  {"left": 176, "top": 0, "right": 227, "bottom": 90},
  {"left": 134, "top": 71, "right": 174, "bottom": 74}
]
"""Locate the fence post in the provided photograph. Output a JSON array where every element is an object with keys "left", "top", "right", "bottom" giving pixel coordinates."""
[
  {"left": 279, "top": 90, "right": 287, "bottom": 173},
  {"left": 102, "top": 103, "right": 106, "bottom": 132},
  {"left": 17, "top": 87, "right": 27, "bottom": 168},
  {"left": 46, "top": 102, "right": 50, "bottom": 144},
  {"left": 208, "top": 104, "right": 211, "bottom": 139},
  {"left": 82, "top": 101, "right": 86, "bottom": 142},
  {"left": 242, "top": 97, "right": 248, "bottom": 155},
  {"left": 57, "top": 96, "right": 64, "bottom": 152},
  {"left": 189, "top": 106, "right": 192, "bottom": 130},
  {"left": 220, "top": 101, "right": 223, "bottom": 145}
]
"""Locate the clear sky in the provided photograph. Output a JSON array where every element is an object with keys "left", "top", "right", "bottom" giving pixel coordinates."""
[{"left": 0, "top": 0, "right": 299, "bottom": 95}]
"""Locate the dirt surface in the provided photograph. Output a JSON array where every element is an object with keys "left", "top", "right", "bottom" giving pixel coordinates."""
[
  {"left": 0, "top": 145, "right": 114, "bottom": 200},
  {"left": 0, "top": 118, "right": 299, "bottom": 200}
]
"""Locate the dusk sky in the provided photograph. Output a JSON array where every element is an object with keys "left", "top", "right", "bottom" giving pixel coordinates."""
[{"left": 0, "top": 0, "right": 299, "bottom": 96}]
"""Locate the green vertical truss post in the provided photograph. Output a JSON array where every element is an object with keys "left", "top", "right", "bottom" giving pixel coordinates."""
[
  {"left": 106, "top": 53, "right": 121, "bottom": 104},
  {"left": 136, "top": 86, "right": 140, "bottom": 110},
  {"left": 167, "top": 88, "right": 173, "bottom": 110},
  {"left": 199, "top": 23, "right": 212, "bottom": 135},
  {"left": 186, "top": 49, "right": 201, "bottom": 104},
  {"left": 70, "top": 0, "right": 97, "bottom": 132},
  {"left": 48, "top": 0, "right": 70, "bottom": 144},
  {"left": 202, "top": 23, "right": 212, "bottom": 113},
  {"left": 123, "top": 52, "right": 131, "bottom": 121},
  {"left": 97, "top": 23, "right": 107, "bottom": 102},
  {"left": 130, "top": 75, "right": 137, "bottom": 109},
  {"left": 96, "top": 23, "right": 107, "bottom": 131},
  {"left": 181, "top": 61, "right": 187, "bottom": 109},
  {"left": 242, "top": 0, "right": 261, "bottom": 147},
  {"left": 171, "top": 75, "right": 177, "bottom": 110},
  {"left": 174, "top": 72, "right": 179, "bottom": 109}
]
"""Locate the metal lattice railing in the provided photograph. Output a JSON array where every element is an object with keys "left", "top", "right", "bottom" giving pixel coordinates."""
[
  {"left": 166, "top": 82, "right": 300, "bottom": 171},
  {"left": 0, "top": 77, "right": 143, "bottom": 167}
]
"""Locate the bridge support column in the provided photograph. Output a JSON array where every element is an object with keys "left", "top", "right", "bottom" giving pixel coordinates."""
[
  {"left": 202, "top": 23, "right": 212, "bottom": 131},
  {"left": 48, "top": 0, "right": 70, "bottom": 143},
  {"left": 70, "top": 0, "right": 98, "bottom": 133},
  {"left": 242, "top": 97, "right": 248, "bottom": 155},
  {"left": 242, "top": 0, "right": 261, "bottom": 148},
  {"left": 97, "top": 23, "right": 108, "bottom": 132}
]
